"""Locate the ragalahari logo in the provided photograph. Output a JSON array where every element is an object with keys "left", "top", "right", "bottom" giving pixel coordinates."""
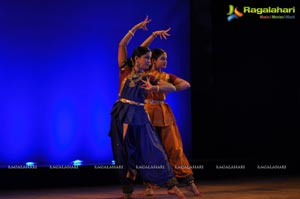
[{"left": 227, "top": 5, "right": 244, "bottom": 22}]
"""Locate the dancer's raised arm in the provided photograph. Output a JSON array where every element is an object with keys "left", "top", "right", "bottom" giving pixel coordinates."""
[{"left": 118, "top": 16, "right": 151, "bottom": 68}]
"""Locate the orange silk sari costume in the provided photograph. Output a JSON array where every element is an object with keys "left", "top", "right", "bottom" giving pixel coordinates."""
[{"left": 144, "top": 70, "right": 193, "bottom": 179}]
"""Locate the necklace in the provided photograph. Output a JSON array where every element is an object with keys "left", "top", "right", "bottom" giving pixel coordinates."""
[{"left": 127, "top": 70, "right": 146, "bottom": 87}]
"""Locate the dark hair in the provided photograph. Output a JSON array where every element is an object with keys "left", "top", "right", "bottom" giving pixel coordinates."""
[
  {"left": 124, "top": 46, "right": 151, "bottom": 68},
  {"left": 151, "top": 48, "right": 166, "bottom": 60},
  {"left": 150, "top": 48, "right": 166, "bottom": 69}
]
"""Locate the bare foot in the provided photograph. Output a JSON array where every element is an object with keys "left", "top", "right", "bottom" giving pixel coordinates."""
[
  {"left": 143, "top": 185, "right": 154, "bottom": 196},
  {"left": 168, "top": 186, "right": 187, "bottom": 199},
  {"left": 186, "top": 182, "right": 202, "bottom": 196}
]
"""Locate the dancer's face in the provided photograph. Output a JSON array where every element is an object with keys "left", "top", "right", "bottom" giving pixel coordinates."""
[
  {"left": 136, "top": 52, "right": 152, "bottom": 70},
  {"left": 154, "top": 52, "right": 167, "bottom": 70}
]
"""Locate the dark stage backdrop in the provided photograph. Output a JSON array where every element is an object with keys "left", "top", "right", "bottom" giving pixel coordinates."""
[
  {"left": 0, "top": 0, "right": 191, "bottom": 167},
  {"left": 191, "top": 0, "right": 299, "bottom": 171}
]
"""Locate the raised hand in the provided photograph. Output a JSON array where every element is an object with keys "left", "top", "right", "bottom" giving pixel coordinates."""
[
  {"left": 153, "top": 27, "right": 171, "bottom": 40},
  {"left": 140, "top": 27, "right": 171, "bottom": 47},
  {"left": 135, "top": 16, "right": 152, "bottom": 31}
]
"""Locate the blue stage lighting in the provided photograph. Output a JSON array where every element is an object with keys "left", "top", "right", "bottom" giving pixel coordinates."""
[
  {"left": 72, "top": 160, "right": 83, "bottom": 166},
  {"left": 111, "top": 160, "right": 115, "bottom": 165},
  {"left": 25, "top": 162, "right": 36, "bottom": 167}
]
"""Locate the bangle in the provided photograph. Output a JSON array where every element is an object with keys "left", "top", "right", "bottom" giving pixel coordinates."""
[
  {"left": 156, "top": 85, "right": 159, "bottom": 92},
  {"left": 128, "top": 30, "right": 134, "bottom": 37},
  {"left": 152, "top": 32, "right": 157, "bottom": 38}
]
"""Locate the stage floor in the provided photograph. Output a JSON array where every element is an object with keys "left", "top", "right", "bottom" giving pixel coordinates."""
[{"left": 0, "top": 176, "right": 299, "bottom": 199}]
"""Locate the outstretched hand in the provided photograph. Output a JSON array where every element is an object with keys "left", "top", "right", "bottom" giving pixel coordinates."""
[
  {"left": 153, "top": 27, "right": 171, "bottom": 40},
  {"left": 135, "top": 16, "right": 152, "bottom": 31},
  {"left": 140, "top": 77, "right": 154, "bottom": 91}
]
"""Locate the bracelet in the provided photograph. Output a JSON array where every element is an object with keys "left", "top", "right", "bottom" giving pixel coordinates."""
[
  {"left": 152, "top": 32, "right": 157, "bottom": 38},
  {"left": 156, "top": 85, "right": 159, "bottom": 92},
  {"left": 128, "top": 30, "right": 134, "bottom": 37}
]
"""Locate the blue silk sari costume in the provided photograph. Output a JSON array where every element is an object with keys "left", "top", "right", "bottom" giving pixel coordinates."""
[{"left": 109, "top": 67, "right": 177, "bottom": 192}]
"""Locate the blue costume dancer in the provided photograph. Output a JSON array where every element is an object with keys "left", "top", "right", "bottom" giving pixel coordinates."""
[{"left": 108, "top": 16, "right": 186, "bottom": 199}]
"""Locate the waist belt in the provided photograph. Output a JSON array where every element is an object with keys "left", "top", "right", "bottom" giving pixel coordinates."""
[
  {"left": 144, "top": 99, "right": 165, "bottom": 105},
  {"left": 119, "top": 98, "right": 144, "bottom": 106}
]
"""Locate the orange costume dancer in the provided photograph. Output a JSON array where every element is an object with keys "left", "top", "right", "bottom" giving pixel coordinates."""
[{"left": 141, "top": 30, "right": 201, "bottom": 197}]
